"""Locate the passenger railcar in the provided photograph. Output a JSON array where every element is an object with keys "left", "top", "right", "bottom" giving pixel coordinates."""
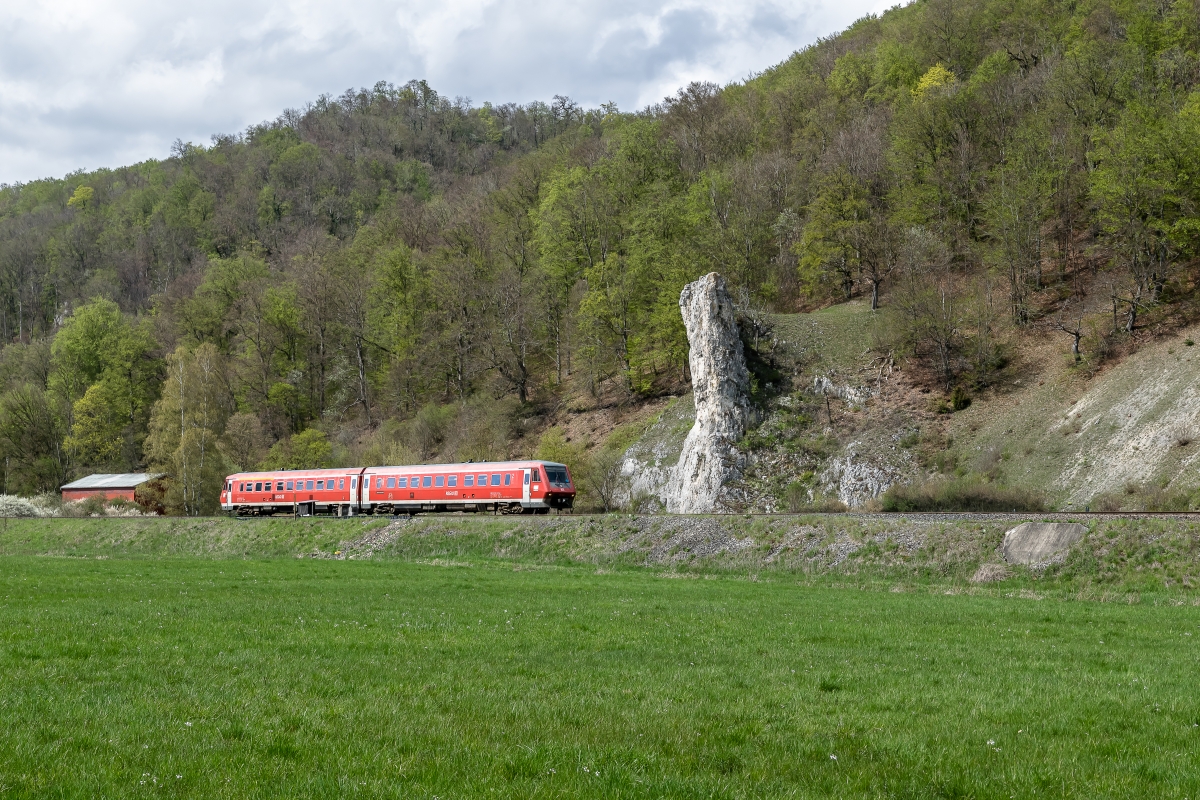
[{"left": 220, "top": 460, "right": 575, "bottom": 517}]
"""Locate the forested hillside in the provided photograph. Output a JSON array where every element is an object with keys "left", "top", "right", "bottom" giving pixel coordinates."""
[{"left": 2, "top": 0, "right": 1199, "bottom": 513}]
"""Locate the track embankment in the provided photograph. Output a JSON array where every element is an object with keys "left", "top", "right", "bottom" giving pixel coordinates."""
[{"left": 2, "top": 513, "right": 1199, "bottom": 599}]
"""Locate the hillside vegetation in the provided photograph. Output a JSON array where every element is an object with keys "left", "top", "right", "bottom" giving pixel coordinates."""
[{"left": 2, "top": 0, "right": 1200, "bottom": 511}]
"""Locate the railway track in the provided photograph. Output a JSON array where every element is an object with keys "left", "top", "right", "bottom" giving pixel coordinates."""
[{"left": 221, "top": 510, "right": 1200, "bottom": 522}]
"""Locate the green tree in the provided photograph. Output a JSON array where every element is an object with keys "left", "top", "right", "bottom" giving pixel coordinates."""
[
  {"left": 0, "top": 384, "right": 66, "bottom": 493},
  {"left": 1091, "top": 110, "right": 1177, "bottom": 330},
  {"left": 145, "top": 343, "right": 230, "bottom": 516},
  {"left": 798, "top": 169, "right": 868, "bottom": 302},
  {"left": 51, "top": 299, "right": 160, "bottom": 469},
  {"left": 982, "top": 149, "right": 1050, "bottom": 325},
  {"left": 260, "top": 429, "right": 333, "bottom": 470}
]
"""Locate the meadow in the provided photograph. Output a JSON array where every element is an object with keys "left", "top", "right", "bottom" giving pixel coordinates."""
[{"left": 1, "top": 538, "right": 1199, "bottom": 798}]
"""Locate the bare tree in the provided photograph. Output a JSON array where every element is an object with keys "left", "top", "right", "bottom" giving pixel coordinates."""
[{"left": 1054, "top": 308, "right": 1085, "bottom": 362}]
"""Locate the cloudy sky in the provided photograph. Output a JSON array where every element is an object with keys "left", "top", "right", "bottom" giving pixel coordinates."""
[{"left": 0, "top": 0, "right": 895, "bottom": 185}]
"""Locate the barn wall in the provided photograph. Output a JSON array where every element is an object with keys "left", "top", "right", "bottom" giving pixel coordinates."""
[{"left": 61, "top": 488, "right": 138, "bottom": 503}]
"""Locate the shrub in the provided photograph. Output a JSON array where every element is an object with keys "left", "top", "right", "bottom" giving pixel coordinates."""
[
  {"left": 784, "top": 481, "right": 808, "bottom": 513},
  {"left": 628, "top": 492, "right": 663, "bottom": 514},
  {"left": 881, "top": 477, "right": 1046, "bottom": 512},
  {"left": 1172, "top": 424, "right": 1195, "bottom": 448},
  {"left": 61, "top": 494, "right": 110, "bottom": 517},
  {"left": 950, "top": 385, "right": 971, "bottom": 411},
  {"left": 0, "top": 495, "right": 54, "bottom": 518}
]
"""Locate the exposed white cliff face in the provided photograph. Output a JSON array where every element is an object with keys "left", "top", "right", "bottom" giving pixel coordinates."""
[
  {"left": 615, "top": 394, "right": 695, "bottom": 511},
  {"left": 812, "top": 375, "right": 873, "bottom": 407},
  {"left": 822, "top": 446, "right": 903, "bottom": 508},
  {"left": 666, "top": 273, "right": 752, "bottom": 513}
]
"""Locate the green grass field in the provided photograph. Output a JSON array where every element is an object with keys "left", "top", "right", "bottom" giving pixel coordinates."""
[{"left": 2, "top": 546, "right": 1199, "bottom": 798}]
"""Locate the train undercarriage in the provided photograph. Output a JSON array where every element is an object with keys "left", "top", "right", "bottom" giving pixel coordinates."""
[{"left": 232, "top": 501, "right": 560, "bottom": 517}]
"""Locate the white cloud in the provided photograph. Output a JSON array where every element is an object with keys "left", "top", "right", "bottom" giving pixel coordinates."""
[{"left": 0, "top": 0, "right": 893, "bottom": 184}]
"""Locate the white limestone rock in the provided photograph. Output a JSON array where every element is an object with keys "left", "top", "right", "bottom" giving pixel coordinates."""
[
  {"left": 824, "top": 450, "right": 901, "bottom": 508},
  {"left": 1002, "top": 522, "right": 1086, "bottom": 565},
  {"left": 615, "top": 394, "right": 696, "bottom": 511},
  {"left": 667, "top": 273, "right": 752, "bottom": 513}
]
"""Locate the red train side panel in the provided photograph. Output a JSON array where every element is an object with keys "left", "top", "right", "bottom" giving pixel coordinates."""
[{"left": 219, "top": 468, "right": 365, "bottom": 516}]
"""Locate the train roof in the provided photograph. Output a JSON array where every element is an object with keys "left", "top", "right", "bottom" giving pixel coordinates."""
[
  {"left": 367, "top": 460, "right": 566, "bottom": 471},
  {"left": 227, "top": 460, "right": 567, "bottom": 479},
  {"left": 228, "top": 467, "right": 355, "bottom": 478}
]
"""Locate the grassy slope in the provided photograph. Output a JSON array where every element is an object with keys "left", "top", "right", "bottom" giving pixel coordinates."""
[
  {"left": 3, "top": 515, "right": 1200, "bottom": 601},
  {"left": 948, "top": 326, "right": 1200, "bottom": 507},
  {"left": 2, "top": 556, "right": 1199, "bottom": 798},
  {"left": 753, "top": 302, "right": 1200, "bottom": 509},
  {"left": 771, "top": 300, "right": 883, "bottom": 379},
  {"left": 0, "top": 516, "right": 392, "bottom": 558}
]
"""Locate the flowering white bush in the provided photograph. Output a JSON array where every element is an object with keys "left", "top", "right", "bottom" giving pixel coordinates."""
[
  {"left": 0, "top": 495, "right": 56, "bottom": 518},
  {"left": 57, "top": 496, "right": 149, "bottom": 517}
]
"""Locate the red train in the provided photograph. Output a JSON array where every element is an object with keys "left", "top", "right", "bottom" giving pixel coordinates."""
[{"left": 219, "top": 460, "right": 575, "bottom": 517}]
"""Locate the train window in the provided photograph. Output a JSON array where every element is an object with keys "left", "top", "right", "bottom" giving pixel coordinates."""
[
  {"left": 286, "top": 480, "right": 293, "bottom": 490},
  {"left": 397, "top": 477, "right": 407, "bottom": 488},
  {"left": 317, "top": 480, "right": 324, "bottom": 490},
  {"left": 423, "top": 476, "right": 432, "bottom": 488},
  {"left": 524, "top": 472, "right": 530, "bottom": 485},
  {"left": 533, "top": 469, "right": 541, "bottom": 482},
  {"left": 386, "top": 477, "right": 395, "bottom": 488},
  {"left": 504, "top": 474, "right": 512, "bottom": 486},
  {"left": 306, "top": 480, "right": 314, "bottom": 490},
  {"left": 435, "top": 475, "right": 444, "bottom": 487},
  {"left": 255, "top": 482, "right": 262, "bottom": 491},
  {"left": 351, "top": 477, "right": 357, "bottom": 489},
  {"left": 376, "top": 477, "right": 383, "bottom": 489},
  {"left": 274, "top": 482, "right": 281, "bottom": 490},
  {"left": 448, "top": 476, "right": 457, "bottom": 487},
  {"left": 338, "top": 478, "right": 344, "bottom": 490},
  {"left": 491, "top": 474, "right": 501, "bottom": 486},
  {"left": 238, "top": 483, "right": 243, "bottom": 491},
  {"left": 478, "top": 474, "right": 488, "bottom": 485},
  {"left": 464, "top": 475, "right": 474, "bottom": 487}
]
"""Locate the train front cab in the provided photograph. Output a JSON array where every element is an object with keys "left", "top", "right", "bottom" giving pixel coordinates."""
[
  {"left": 530, "top": 461, "right": 575, "bottom": 511},
  {"left": 358, "top": 460, "right": 575, "bottom": 516}
]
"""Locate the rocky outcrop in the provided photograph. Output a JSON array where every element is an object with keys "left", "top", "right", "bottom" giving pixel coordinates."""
[
  {"left": 615, "top": 394, "right": 696, "bottom": 511},
  {"left": 823, "top": 450, "right": 903, "bottom": 508},
  {"left": 666, "top": 273, "right": 752, "bottom": 513},
  {"left": 812, "top": 376, "right": 873, "bottom": 407}
]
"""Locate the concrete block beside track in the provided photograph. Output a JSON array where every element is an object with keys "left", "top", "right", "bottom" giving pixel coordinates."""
[{"left": 1002, "top": 522, "right": 1087, "bottom": 565}]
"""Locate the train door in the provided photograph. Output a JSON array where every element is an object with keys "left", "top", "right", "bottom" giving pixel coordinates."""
[{"left": 522, "top": 468, "right": 531, "bottom": 504}]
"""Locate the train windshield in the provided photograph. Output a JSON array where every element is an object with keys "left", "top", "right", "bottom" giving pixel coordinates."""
[{"left": 546, "top": 467, "right": 570, "bottom": 486}]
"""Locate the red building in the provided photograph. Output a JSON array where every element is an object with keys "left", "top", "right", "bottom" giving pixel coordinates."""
[{"left": 60, "top": 473, "right": 164, "bottom": 504}]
